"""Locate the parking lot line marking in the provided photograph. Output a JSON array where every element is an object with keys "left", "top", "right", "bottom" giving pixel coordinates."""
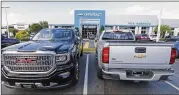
[
  {"left": 165, "top": 81, "right": 179, "bottom": 91},
  {"left": 83, "top": 54, "right": 89, "bottom": 95},
  {"left": 84, "top": 42, "right": 89, "bottom": 49}
]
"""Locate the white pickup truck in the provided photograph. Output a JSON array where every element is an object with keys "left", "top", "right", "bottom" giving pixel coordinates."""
[{"left": 96, "top": 30, "right": 176, "bottom": 81}]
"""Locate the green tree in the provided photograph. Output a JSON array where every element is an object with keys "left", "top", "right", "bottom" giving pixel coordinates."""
[
  {"left": 25, "top": 29, "right": 31, "bottom": 35},
  {"left": 100, "top": 25, "right": 105, "bottom": 32},
  {"left": 29, "top": 23, "right": 43, "bottom": 34},
  {"left": 9, "top": 28, "right": 18, "bottom": 37},
  {"left": 15, "top": 30, "right": 29, "bottom": 41},
  {"left": 39, "top": 21, "right": 48, "bottom": 29},
  {"left": 154, "top": 25, "right": 171, "bottom": 38}
]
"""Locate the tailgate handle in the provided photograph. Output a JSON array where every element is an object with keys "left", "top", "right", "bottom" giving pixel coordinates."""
[{"left": 135, "top": 47, "right": 146, "bottom": 53}]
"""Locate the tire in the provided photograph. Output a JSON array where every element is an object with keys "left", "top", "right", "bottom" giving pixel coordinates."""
[
  {"left": 71, "top": 59, "right": 79, "bottom": 86},
  {"left": 97, "top": 66, "right": 104, "bottom": 80},
  {"left": 95, "top": 49, "right": 98, "bottom": 59},
  {"left": 80, "top": 44, "right": 83, "bottom": 57},
  {"left": 160, "top": 76, "right": 169, "bottom": 80}
]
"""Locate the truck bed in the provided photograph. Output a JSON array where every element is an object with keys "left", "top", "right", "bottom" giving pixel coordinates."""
[
  {"left": 105, "top": 40, "right": 174, "bottom": 46},
  {"left": 104, "top": 40, "right": 174, "bottom": 68}
]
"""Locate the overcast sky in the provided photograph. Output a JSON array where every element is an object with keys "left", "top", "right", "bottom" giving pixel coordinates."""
[{"left": 2, "top": 2, "right": 179, "bottom": 25}]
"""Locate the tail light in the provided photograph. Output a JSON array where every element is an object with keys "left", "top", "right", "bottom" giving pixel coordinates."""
[
  {"left": 102, "top": 47, "right": 109, "bottom": 63},
  {"left": 170, "top": 48, "right": 176, "bottom": 64}
]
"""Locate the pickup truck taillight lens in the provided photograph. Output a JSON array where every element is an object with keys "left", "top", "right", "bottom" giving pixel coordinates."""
[
  {"left": 102, "top": 47, "right": 109, "bottom": 63},
  {"left": 170, "top": 48, "right": 177, "bottom": 64}
]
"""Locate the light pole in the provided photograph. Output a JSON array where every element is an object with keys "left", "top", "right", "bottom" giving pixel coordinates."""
[
  {"left": 156, "top": 9, "right": 163, "bottom": 42},
  {"left": 2, "top": 6, "right": 10, "bottom": 38}
]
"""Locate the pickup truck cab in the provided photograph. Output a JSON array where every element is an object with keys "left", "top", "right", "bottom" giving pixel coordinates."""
[
  {"left": 96, "top": 30, "right": 176, "bottom": 81},
  {"left": 1, "top": 28, "right": 83, "bottom": 89}
]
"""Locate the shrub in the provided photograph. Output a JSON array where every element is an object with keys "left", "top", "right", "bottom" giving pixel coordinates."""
[{"left": 15, "top": 30, "right": 29, "bottom": 41}]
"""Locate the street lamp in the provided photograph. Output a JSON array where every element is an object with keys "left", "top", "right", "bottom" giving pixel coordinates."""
[
  {"left": 156, "top": 9, "right": 163, "bottom": 42},
  {"left": 2, "top": 6, "right": 10, "bottom": 38}
]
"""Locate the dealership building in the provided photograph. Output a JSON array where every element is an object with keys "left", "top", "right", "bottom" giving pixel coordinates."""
[
  {"left": 48, "top": 10, "right": 179, "bottom": 39},
  {"left": 2, "top": 10, "right": 178, "bottom": 39}
]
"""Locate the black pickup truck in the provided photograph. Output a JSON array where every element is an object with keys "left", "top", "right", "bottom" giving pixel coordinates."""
[{"left": 1, "top": 28, "right": 83, "bottom": 89}]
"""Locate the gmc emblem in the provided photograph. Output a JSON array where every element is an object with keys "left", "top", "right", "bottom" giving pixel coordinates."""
[{"left": 16, "top": 58, "right": 36, "bottom": 63}]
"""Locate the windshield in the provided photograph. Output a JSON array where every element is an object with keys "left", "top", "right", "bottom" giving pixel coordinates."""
[
  {"left": 32, "top": 29, "right": 73, "bottom": 41},
  {"left": 102, "top": 32, "right": 134, "bottom": 40}
]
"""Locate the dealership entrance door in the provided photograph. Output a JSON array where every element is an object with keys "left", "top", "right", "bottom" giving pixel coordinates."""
[
  {"left": 82, "top": 25, "right": 97, "bottom": 39},
  {"left": 80, "top": 19, "right": 100, "bottom": 39}
]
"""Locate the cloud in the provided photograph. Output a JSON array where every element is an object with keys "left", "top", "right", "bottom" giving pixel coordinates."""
[
  {"left": 106, "top": 5, "right": 153, "bottom": 16},
  {"left": 2, "top": 2, "right": 179, "bottom": 25},
  {"left": 162, "top": 10, "right": 179, "bottom": 19},
  {"left": 2, "top": 12, "right": 30, "bottom": 25},
  {"left": 69, "top": 10, "right": 74, "bottom": 15},
  {"left": 126, "top": 5, "right": 145, "bottom": 14}
]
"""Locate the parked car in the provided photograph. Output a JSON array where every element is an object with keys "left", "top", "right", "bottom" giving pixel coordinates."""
[
  {"left": 164, "top": 36, "right": 179, "bottom": 57},
  {"left": 149, "top": 34, "right": 157, "bottom": 41},
  {"left": 96, "top": 30, "right": 176, "bottom": 82},
  {"left": 174, "top": 41, "right": 179, "bottom": 57},
  {"left": 1, "top": 35, "right": 20, "bottom": 48},
  {"left": 135, "top": 34, "right": 151, "bottom": 41},
  {"left": 165, "top": 36, "right": 179, "bottom": 42},
  {"left": 1, "top": 28, "right": 83, "bottom": 89}
]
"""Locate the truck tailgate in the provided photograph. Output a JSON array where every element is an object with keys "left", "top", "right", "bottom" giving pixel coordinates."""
[{"left": 109, "top": 45, "right": 171, "bottom": 65}]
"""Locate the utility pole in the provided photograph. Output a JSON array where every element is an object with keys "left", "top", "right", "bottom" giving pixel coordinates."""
[
  {"left": 2, "top": 6, "right": 10, "bottom": 38},
  {"left": 156, "top": 9, "right": 163, "bottom": 42}
]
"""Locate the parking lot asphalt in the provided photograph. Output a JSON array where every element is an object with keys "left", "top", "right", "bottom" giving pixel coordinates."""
[
  {"left": 83, "top": 40, "right": 96, "bottom": 49},
  {"left": 2, "top": 53, "right": 179, "bottom": 95}
]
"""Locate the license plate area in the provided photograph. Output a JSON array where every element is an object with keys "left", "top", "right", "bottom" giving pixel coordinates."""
[
  {"left": 20, "top": 83, "right": 36, "bottom": 88},
  {"left": 126, "top": 70, "right": 153, "bottom": 78}
]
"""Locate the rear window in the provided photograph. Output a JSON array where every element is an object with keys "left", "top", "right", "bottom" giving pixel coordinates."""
[{"left": 102, "top": 32, "right": 134, "bottom": 40}]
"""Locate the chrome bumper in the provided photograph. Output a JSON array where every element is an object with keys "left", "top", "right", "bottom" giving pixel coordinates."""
[
  {"left": 3, "top": 81, "right": 72, "bottom": 89},
  {"left": 102, "top": 68, "right": 174, "bottom": 81}
]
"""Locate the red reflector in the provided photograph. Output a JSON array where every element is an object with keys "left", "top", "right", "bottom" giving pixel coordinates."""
[
  {"left": 102, "top": 47, "right": 109, "bottom": 63},
  {"left": 170, "top": 48, "right": 176, "bottom": 64}
]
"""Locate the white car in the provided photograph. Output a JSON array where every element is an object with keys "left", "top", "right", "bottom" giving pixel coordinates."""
[{"left": 149, "top": 34, "right": 157, "bottom": 41}]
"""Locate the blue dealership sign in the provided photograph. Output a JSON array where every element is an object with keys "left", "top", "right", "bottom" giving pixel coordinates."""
[{"left": 74, "top": 10, "right": 105, "bottom": 28}]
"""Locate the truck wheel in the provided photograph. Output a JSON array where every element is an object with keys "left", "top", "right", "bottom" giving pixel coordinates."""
[
  {"left": 71, "top": 60, "right": 79, "bottom": 86},
  {"left": 97, "top": 66, "right": 104, "bottom": 80},
  {"left": 80, "top": 44, "right": 83, "bottom": 56},
  {"left": 160, "top": 76, "right": 169, "bottom": 80}
]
